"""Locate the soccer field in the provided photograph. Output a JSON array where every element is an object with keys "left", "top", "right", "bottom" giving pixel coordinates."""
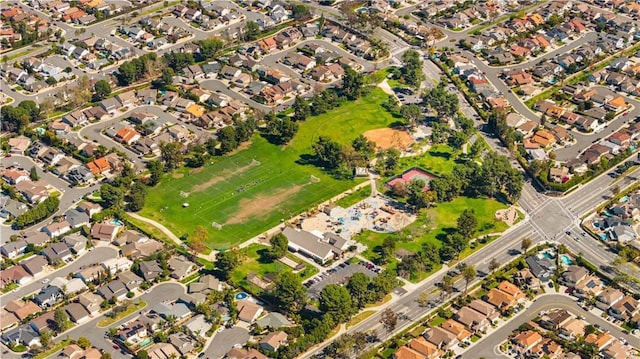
[{"left": 141, "top": 88, "right": 397, "bottom": 249}]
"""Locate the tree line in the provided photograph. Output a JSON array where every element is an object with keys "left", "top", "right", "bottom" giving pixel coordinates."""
[{"left": 15, "top": 195, "right": 59, "bottom": 229}]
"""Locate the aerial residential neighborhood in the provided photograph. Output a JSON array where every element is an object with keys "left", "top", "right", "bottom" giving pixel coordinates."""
[{"left": 1, "top": 0, "right": 640, "bottom": 358}]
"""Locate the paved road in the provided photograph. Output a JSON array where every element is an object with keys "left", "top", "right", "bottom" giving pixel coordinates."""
[
  {"left": 0, "top": 155, "right": 101, "bottom": 240},
  {"left": 462, "top": 294, "right": 640, "bottom": 359},
  {"left": 0, "top": 246, "right": 118, "bottom": 302},
  {"left": 303, "top": 154, "right": 640, "bottom": 357}
]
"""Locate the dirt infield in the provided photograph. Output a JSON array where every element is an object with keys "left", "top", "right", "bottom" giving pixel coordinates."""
[
  {"left": 191, "top": 161, "right": 259, "bottom": 193},
  {"left": 364, "top": 128, "right": 414, "bottom": 150},
  {"left": 225, "top": 185, "right": 303, "bottom": 225}
]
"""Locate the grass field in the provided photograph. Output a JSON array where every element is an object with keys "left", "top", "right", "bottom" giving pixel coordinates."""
[
  {"left": 397, "top": 144, "right": 460, "bottom": 176},
  {"left": 357, "top": 196, "right": 509, "bottom": 281},
  {"left": 141, "top": 88, "right": 396, "bottom": 249},
  {"left": 231, "top": 244, "right": 317, "bottom": 290}
]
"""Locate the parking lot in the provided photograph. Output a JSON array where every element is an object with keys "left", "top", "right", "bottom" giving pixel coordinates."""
[{"left": 305, "top": 260, "right": 379, "bottom": 299}]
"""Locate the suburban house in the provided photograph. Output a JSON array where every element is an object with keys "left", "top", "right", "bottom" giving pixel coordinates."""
[
  {"left": 20, "top": 255, "right": 48, "bottom": 276},
  {"left": 78, "top": 292, "right": 102, "bottom": 315},
  {"left": 167, "top": 256, "right": 195, "bottom": 280},
  {"left": 33, "top": 286, "right": 63, "bottom": 308},
  {"left": 139, "top": 260, "right": 163, "bottom": 281},
  {"left": 91, "top": 222, "right": 121, "bottom": 241},
  {"left": 454, "top": 306, "right": 491, "bottom": 333},
  {"left": 64, "top": 303, "right": 90, "bottom": 323},
  {"left": 42, "top": 220, "right": 71, "bottom": 238},
  {"left": 259, "top": 331, "right": 288, "bottom": 352},
  {"left": 236, "top": 300, "right": 263, "bottom": 323},
  {"left": 41, "top": 242, "right": 73, "bottom": 264},
  {"left": 1, "top": 240, "right": 28, "bottom": 259},
  {"left": 96, "top": 279, "right": 128, "bottom": 301}
]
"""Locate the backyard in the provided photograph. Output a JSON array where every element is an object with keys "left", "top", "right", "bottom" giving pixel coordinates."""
[{"left": 141, "top": 88, "right": 397, "bottom": 249}]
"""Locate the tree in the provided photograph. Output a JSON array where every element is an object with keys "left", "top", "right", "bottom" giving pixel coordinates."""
[
  {"left": 423, "top": 81, "right": 459, "bottom": 121},
  {"left": 400, "top": 104, "right": 422, "bottom": 127},
  {"left": 417, "top": 291, "right": 430, "bottom": 307},
  {"left": 218, "top": 126, "right": 238, "bottom": 154},
  {"left": 268, "top": 233, "right": 288, "bottom": 260},
  {"left": 54, "top": 307, "right": 70, "bottom": 332},
  {"left": 100, "top": 184, "right": 125, "bottom": 209},
  {"left": 488, "top": 258, "right": 500, "bottom": 273},
  {"left": 266, "top": 116, "right": 298, "bottom": 145},
  {"left": 319, "top": 284, "right": 356, "bottom": 323},
  {"left": 77, "top": 337, "right": 91, "bottom": 349},
  {"left": 40, "top": 330, "right": 52, "bottom": 348},
  {"left": 313, "top": 136, "right": 343, "bottom": 169},
  {"left": 292, "top": 95, "right": 310, "bottom": 121},
  {"left": 244, "top": 21, "right": 260, "bottom": 41},
  {"left": 400, "top": 50, "right": 424, "bottom": 87},
  {"left": 147, "top": 160, "right": 163, "bottom": 186},
  {"left": 136, "top": 350, "right": 149, "bottom": 359},
  {"left": 29, "top": 166, "right": 39, "bottom": 181},
  {"left": 347, "top": 273, "right": 371, "bottom": 308},
  {"left": 292, "top": 3, "right": 312, "bottom": 20},
  {"left": 215, "top": 250, "right": 241, "bottom": 280},
  {"left": 457, "top": 209, "right": 478, "bottom": 239},
  {"left": 271, "top": 272, "right": 307, "bottom": 314},
  {"left": 379, "top": 308, "right": 398, "bottom": 333},
  {"left": 101, "top": 353, "right": 111, "bottom": 359},
  {"left": 611, "top": 185, "right": 620, "bottom": 197},
  {"left": 352, "top": 134, "right": 375, "bottom": 160},
  {"left": 407, "top": 179, "right": 431, "bottom": 209},
  {"left": 93, "top": 80, "right": 111, "bottom": 101},
  {"left": 521, "top": 237, "right": 533, "bottom": 253},
  {"left": 160, "top": 141, "right": 183, "bottom": 171},
  {"left": 342, "top": 67, "right": 365, "bottom": 100},
  {"left": 127, "top": 181, "right": 147, "bottom": 212},
  {"left": 441, "top": 274, "right": 454, "bottom": 299},
  {"left": 462, "top": 264, "right": 476, "bottom": 295}
]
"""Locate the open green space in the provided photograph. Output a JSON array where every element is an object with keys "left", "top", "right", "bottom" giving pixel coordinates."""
[
  {"left": 141, "top": 88, "right": 396, "bottom": 249},
  {"left": 397, "top": 144, "right": 459, "bottom": 176},
  {"left": 334, "top": 186, "right": 371, "bottom": 209},
  {"left": 231, "top": 244, "right": 318, "bottom": 289},
  {"left": 357, "top": 197, "right": 509, "bottom": 277}
]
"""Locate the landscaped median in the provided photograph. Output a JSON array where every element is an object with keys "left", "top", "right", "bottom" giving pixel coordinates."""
[{"left": 97, "top": 300, "right": 147, "bottom": 328}]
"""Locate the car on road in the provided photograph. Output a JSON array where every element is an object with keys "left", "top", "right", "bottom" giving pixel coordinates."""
[
  {"left": 41, "top": 278, "right": 49, "bottom": 284},
  {"left": 623, "top": 112, "right": 629, "bottom": 116},
  {"left": 112, "top": 345, "right": 119, "bottom": 350}
]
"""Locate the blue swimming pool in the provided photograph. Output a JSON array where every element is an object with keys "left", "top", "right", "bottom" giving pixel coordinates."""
[
  {"left": 235, "top": 292, "right": 248, "bottom": 300},
  {"left": 110, "top": 218, "right": 124, "bottom": 226},
  {"left": 542, "top": 252, "right": 554, "bottom": 260},
  {"left": 561, "top": 255, "right": 573, "bottom": 265}
]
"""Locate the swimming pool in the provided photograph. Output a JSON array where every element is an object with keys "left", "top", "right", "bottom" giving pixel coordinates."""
[
  {"left": 560, "top": 255, "right": 573, "bottom": 265},
  {"left": 542, "top": 252, "right": 554, "bottom": 260},
  {"left": 235, "top": 292, "right": 248, "bottom": 300},
  {"left": 110, "top": 218, "right": 124, "bottom": 226}
]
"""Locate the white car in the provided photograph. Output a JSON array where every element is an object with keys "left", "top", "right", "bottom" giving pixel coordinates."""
[{"left": 41, "top": 278, "right": 49, "bottom": 284}]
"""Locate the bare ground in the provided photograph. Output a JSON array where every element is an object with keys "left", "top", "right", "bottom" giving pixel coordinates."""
[
  {"left": 225, "top": 185, "right": 303, "bottom": 225},
  {"left": 364, "top": 128, "right": 414, "bottom": 151},
  {"left": 191, "top": 161, "right": 259, "bottom": 193}
]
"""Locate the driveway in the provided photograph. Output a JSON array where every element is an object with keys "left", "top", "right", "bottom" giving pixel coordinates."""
[{"left": 205, "top": 327, "right": 250, "bottom": 359}]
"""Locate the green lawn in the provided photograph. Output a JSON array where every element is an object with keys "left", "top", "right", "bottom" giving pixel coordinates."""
[
  {"left": 357, "top": 196, "right": 509, "bottom": 271},
  {"left": 141, "top": 88, "right": 396, "bottom": 249},
  {"left": 334, "top": 186, "right": 371, "bottom": 208},
  {"left": 232, "top": 244, "right": 318, "bottom": 290},
  {"left": 396, "top": 144, "right": 460, "bottom": 177}
]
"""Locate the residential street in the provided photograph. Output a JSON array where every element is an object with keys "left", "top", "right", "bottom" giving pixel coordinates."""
[
  {"left": 0, "top": 246, "right": 118, "bottom": 302},
  {"left": 461, "top": 294, "right": 640, "bottom": 359}
]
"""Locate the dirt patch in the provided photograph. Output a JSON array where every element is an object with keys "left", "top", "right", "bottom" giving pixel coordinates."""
[
  {"left": 189, "top": 167, "right": 204, "bottom": 174},
  {"left": 364, "top": 128, "right": 414, "bottom": 150},
  {"left": 225, "top": 185, "right": 303, "bottom": 225},
  {"left": 172, "top": 173, "right": 184, "bottom": 179},
  {"left": 496, "top": 207, "right": 518, "bottom": 226},
  {"left": 192, "top": 161, "right": 259, "bottom": 193}
]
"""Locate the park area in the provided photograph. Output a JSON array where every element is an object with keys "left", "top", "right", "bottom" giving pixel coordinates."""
[{"left": 140, "top": 88, "right": 400, "bottom": 249}]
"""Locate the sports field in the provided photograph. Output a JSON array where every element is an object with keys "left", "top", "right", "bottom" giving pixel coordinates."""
[{"left": 141, "top": 88, "right": 397, "bottom": 249}]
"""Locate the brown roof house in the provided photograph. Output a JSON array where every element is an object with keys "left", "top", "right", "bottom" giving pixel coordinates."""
[
  {"left": 512, "top": 330, "right": 543, "bottom": 356},
  {"left": 259, "top": 331, "right": 288, "bottom": 352},
  {"left": 236, "top": 300, "right": 263, "bottom": 323},
  {"left": 423, "top": 326, "right": 458, "bottom": 350},
  {"left": 91, "top": 222, "right": 121, "bottom": 241},
  {"left": 454, "top": 306, "right": 491, "bottom": 333}
]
